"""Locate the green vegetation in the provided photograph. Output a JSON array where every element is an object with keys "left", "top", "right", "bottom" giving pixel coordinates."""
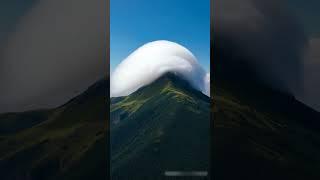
[
  {"left": 0, "top": 80, "right": 108, "bottom": 180},
  {"left": 212, "top": 79, "right": 320, "bottom": 180},
  {"left": 0, "top": 73, "right": 210, "bottom": 180},
  {"left": 4, "top": 67, "right": 319, "bottom": 180},
  {"left": 110, "top": 73, "right": 210, "bottom": 179}
]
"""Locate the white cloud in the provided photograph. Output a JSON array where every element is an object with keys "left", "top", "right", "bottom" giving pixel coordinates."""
[{"left": 110, "top": 40, "right": 209, "bottom": 97}]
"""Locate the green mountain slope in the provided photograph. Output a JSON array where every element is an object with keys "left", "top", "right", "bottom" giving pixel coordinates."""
[
  {"left": 212, "top": 40, "right": 320, "bottom": 179},
  {"left": 110, "top": 73, "right": 210, "bottom": 179},
  {"left": 0, "top": 80, "right": 108, "bottom": 180},
  {"left": 212, "top": 78, "right": 320, "bottom": 180}
]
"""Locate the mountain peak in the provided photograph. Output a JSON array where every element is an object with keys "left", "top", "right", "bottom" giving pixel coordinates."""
[
  {"left": 110, "top": 73, "right": 210, "bottom": 178},
  {"left": 123, "top": 72, "right": 209, "bottom": 102}
]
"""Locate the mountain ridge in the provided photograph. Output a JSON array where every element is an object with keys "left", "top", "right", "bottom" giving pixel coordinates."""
[
  {"left": 0, "top": 78, "right": 108, "bottom": 180},
  {"left": 212, "top": 51, "right": 320, "bottom": 179},
  {"left": 110, "top": 72, "right": 210, "bottom": 179}
]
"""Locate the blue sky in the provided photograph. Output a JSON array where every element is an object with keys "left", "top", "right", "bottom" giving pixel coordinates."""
[{"left": 110, "top": 0, "right": 210, "bottom": 72}]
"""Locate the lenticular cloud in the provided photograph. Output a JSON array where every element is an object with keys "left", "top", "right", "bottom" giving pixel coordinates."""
[{"left": 110, "top": 40, "right": 210, "bottom": 97}]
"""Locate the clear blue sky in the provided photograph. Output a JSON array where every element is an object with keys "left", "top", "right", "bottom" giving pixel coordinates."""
[{"left": 110, "top": 0, "right": 210, "bottom": 72}]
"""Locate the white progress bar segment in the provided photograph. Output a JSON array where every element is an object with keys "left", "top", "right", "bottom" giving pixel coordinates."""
[{"left": 164, "top": 171, "right": 208, "bottom": 177}]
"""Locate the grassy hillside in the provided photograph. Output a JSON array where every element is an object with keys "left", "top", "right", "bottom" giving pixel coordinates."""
[
  {"left": 211, "top": 38, "right": 320, "bottom": 179},
  {"left": 110, "top": 73, "right": 210, "bottom": 179},
  {"left": 0, "top": 80, "right": 108, "bottom": 180},
  {"left": 212, "top": 79, "right": 320, "bottom": 180},
  {"left": 0, "top": 73, "right": 210, "bottom": 180}
]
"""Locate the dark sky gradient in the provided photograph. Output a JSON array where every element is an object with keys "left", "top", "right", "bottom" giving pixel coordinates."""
[
  {"left": 214, "top": 0, "right": 320, "bottom": 111},
  {"left": 301, "top": 38, "right": 320, "bottom": 111},
  {"left": 288, "top": 0, "right": 320, "bottom": 110},
  {"left": 0, "top": 0, "right": 107, "bottom": 113},
  {"left": 289, "top": 0, "right": 320, "bottom": 36},
  {"left": 214, "top": 0, "right": 306, "bottom": 93},
  {"left": 0, "top": 0, "right": 35, "bottom": 38}
]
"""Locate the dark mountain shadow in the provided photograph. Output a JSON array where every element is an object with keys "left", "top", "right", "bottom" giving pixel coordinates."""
[
  {"left": 212, "top": 36, "right": 320, "bottom": 180},
  {"left": 0, "top": 78, "right": 108, "bottom": 180}
]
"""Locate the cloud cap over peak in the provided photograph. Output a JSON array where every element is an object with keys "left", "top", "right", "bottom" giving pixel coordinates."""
[{"left": 110, "top": 40, "right": 209, "bottom": 97}]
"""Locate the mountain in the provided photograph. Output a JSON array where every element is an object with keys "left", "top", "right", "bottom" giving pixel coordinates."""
[
  {"left": 0, "top": 72, "right": 210, "bottom": 180},
  {"left": 4, "top": 54, "right": 318, "bottom": 180},
  {"left": 0, "top": 80, "right": 108, "bottom": 180},
  {"left": 110, "top": 73, "right": 210, "bottom": 179},
  {"left": 212, "top": 47, "right": 320, "bottom": 179}
]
